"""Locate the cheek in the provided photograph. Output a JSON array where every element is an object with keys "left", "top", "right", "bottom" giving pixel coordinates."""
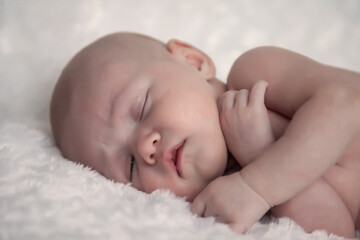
[{"left": 154, "top": 90, "right": 217, "bottom": 129}]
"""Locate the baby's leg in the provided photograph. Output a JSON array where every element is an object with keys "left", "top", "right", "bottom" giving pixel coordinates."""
[{"left": 271, "top": 178, "right": 355, "bottom": 238}]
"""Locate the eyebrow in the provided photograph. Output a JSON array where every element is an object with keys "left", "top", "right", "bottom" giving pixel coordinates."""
[
  {"left": 107, "top": 82, "right": 130, "bottom": 126},
  {"left": 108, "top": 92, "right": 121, "bottom": 125}
]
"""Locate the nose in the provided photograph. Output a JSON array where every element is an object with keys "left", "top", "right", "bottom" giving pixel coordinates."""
[{"left": 137, "top": 131, "right": 161, "bottom": 165}]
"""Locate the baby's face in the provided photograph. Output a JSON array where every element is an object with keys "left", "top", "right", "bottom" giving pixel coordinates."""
[{"left": 59, "top": 37, "right": 228, "bottom": 201}]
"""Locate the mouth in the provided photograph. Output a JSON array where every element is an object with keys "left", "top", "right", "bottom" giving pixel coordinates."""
[{"left": 171, "top": 140, "right": 185, "bottom": 177}]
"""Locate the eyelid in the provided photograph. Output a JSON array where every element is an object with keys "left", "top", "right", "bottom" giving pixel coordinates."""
[{"left": 139, "top": 90, "right": 149, "bottom": 121}]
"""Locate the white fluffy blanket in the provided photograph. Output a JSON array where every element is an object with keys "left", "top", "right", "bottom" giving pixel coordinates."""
[
  {"left": 1, "top": 0, "right": 360, "bottom": 239},
  {"left": 0, "top": 122, "right": 351, "bottom": 240}
]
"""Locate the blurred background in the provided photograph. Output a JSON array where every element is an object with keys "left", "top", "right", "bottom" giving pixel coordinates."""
[{"left": 1, "top": 0, "right": 359, "bottom": 126}]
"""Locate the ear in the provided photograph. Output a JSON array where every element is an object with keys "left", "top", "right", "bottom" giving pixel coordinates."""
[{"left": 167, "top": 39, "right": 216, "bottom": 80}]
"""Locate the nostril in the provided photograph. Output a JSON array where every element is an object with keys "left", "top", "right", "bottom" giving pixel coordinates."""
[
  {"left": 150, "top": 153, "right": 154, "bottom": 159},
  {"left": 153, "top": 139, "right": 157, "bottom": 145}
]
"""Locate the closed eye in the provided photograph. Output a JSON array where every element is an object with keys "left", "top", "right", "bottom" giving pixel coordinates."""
[{"left": 139, "top": 90, "right": 149, "bottom": 121}]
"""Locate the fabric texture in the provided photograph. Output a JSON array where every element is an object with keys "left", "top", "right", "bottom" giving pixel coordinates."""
[{"left": 0, "top": 123, "right": 351, "bottom": 240}]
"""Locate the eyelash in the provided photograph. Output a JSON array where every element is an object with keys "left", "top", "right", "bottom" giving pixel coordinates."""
[{"left": 139, "top": 90, "right": 149, "bottom": 121}]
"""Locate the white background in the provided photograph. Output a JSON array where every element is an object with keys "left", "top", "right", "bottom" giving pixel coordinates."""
[{"left": 1, "top": 0, "right": 360, "bottom": 126}]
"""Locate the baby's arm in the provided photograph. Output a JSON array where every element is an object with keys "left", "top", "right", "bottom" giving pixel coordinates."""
[
  {"left": 191, "top": 81, "right": 278, "bottom": 234},
  {"left": 192, "top": 46, "right": 360, "bottom": 233},
  {"left": 227, "top": 46, "right": 360, "bottom": 206}
]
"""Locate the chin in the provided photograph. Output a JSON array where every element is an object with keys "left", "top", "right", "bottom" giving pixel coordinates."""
[
  {"left": 183, "top": 191, "right": 199, "bottom": 202},
  {"left": 183, "top": 180, "right": 212, "bottom": 202}
]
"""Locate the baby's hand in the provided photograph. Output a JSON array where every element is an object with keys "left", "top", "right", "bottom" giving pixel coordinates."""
[
  {"left": 219, "top": 80, "right": 274, "bottom": 166},
  {"left": 191, "top": 172, "right": 270, "bottom": 234}
]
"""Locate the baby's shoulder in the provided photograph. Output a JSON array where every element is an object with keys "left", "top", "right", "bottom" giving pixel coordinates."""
[
  {"left": 226, "top": 46, "right": 338, "bottom": 118},
  {"left": 226, "top": 46, "right": 315, "bottom": 90}
]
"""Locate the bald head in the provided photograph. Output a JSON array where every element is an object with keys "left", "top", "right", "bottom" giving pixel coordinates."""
[
  {"left": 49, "top": 32, "right": 227, "bottom": 200},
  {"left": 50, "top": 32, "right": 170, "bottom": 160}
]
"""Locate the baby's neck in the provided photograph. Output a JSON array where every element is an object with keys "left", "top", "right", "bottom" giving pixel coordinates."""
[{"left": 208, "top": 77, "right": 227, "bottom": 101}]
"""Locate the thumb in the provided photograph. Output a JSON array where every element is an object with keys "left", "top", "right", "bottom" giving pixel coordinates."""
[
  {"left": 249, "top": 80, "right": 268, "bottom": 107},
  {"left": 190, "top": 196, "right": 206, "bottom": 217},
  {"left": 229, "top": 222, "right": 248, "bottom": 234}
]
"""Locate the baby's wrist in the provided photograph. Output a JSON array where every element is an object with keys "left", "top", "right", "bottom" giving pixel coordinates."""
[
  {"left": 236, "top": 171, "right": 271, "bottom": 209},
  {"left": 239, "top": 167, "right": 274, "bottom": 208}
]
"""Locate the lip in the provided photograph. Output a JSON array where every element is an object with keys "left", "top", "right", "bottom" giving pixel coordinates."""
[
  {"left": 168, "top": 140, "right": 185, "bottom": 177},
  {"left": 174, "top": 140, "right": 185, "bottom": 177}
]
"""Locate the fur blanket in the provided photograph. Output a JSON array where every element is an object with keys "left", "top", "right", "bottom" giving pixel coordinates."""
[{"left": 0, "top": 122, "right": 351, "bottom": 240}]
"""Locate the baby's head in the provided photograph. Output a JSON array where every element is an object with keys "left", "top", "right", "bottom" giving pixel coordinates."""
[{"left": 50, "top": 32, "right": 228, "bottom": 201}]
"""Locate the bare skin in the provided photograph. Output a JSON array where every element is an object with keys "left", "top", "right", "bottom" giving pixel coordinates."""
[
  {"left": 50, "top": 33, "right": 360, "bottom": 238},
  {"left": 192, "top": 47, "right": 360, "bottom": 238},
  {"left": 51, "top": 33, "right": 228, "bottom": 201}
]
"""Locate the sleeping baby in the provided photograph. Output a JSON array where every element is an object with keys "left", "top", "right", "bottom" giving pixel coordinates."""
[{"left": 50, "top": 32, "right": 360, "bottom": 238}]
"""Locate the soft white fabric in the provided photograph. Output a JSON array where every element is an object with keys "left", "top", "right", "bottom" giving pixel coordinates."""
[
  {"left": 1, "top": 1, "right": 359, "bottom": 239},
  {"left": 0, "top": 123, "right": 349, "bottom": 240}
]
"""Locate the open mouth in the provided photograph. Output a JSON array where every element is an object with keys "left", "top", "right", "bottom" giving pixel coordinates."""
[{"left": 171, "top": 140, "right": 185, "bottom": 177}]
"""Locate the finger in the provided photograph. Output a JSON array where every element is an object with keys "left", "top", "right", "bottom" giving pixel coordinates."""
[
  {"left": 203, "top": 205, "right": 216, "bottom": 218},
  {"left": 235, "top": 89, "right": 249, "bottom": 108},
  {"left": 229, "top": 222, "right": 247, "bottom": 234},
  {"left": 248, "top": 80, "right": 268, "bottom": 107},
  {"left": 220, "top": 90, "right": 237, "bottom": 111},
  {"left": 215, "top": 215, "right": 231, "bottom": 224},
  {"left": 190, "top": 197, "right": 206, "bottom": 217}
]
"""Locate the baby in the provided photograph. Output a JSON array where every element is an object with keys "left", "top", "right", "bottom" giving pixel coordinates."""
[{"left": 50, "top": 32, "right": 360, "bottom": 238}]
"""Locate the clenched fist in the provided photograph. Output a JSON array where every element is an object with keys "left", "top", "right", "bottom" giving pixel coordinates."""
[
  {"left": 191, "top": 171, "right": 270, "bottom": 234},
  {"left": 219, "top": 80, "right": 274, "bottom": 166}
]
